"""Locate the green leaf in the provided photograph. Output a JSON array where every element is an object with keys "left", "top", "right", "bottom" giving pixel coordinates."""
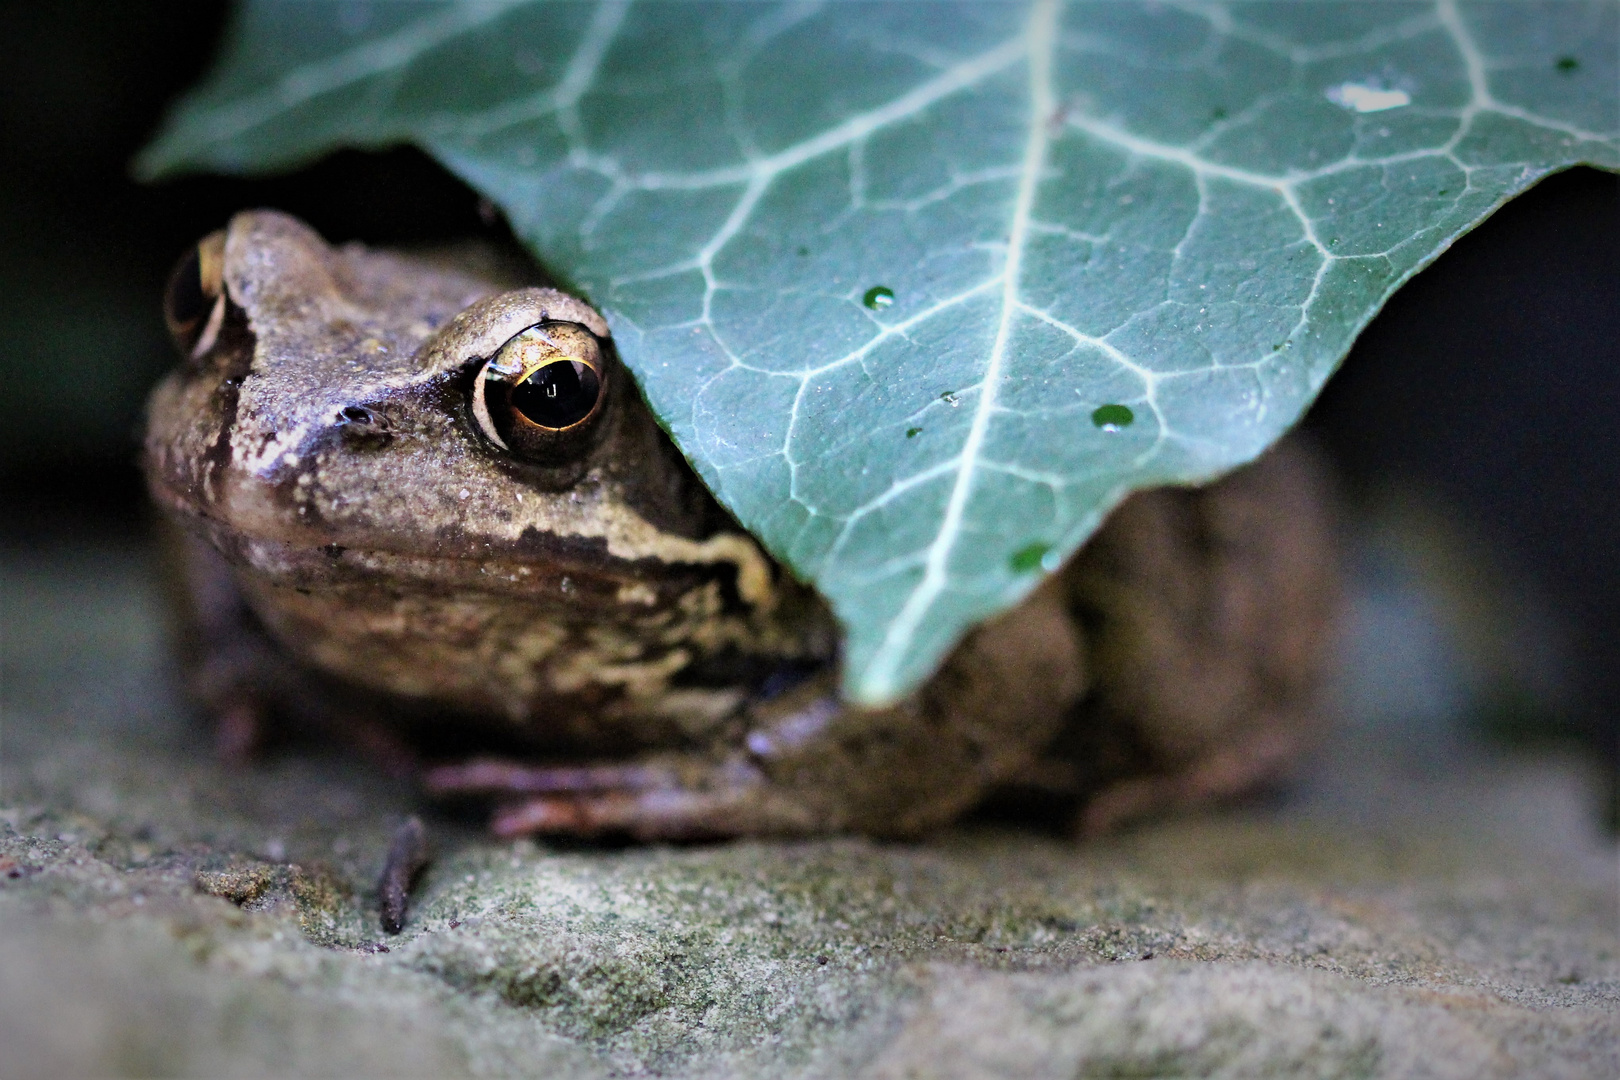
[{"left": 139, "top": 1, "right": 1619, "bottom": 703}]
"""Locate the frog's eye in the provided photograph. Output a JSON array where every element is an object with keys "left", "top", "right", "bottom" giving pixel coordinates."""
[
  {"left": 472, "top": 321, "right": 609, "bottom": 463},
  {"left": 163, "top": 230, "right": 228, "bottom": 360}
]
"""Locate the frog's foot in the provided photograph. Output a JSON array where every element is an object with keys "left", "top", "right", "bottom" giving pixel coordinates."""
[
  {"left": 195, "top": 652, "right": 420, "bottom": 776},
  {"left": 423, "top": 755, "right": 819, "bottom": 840},
  {"left": 1075, "top": 724, "right": 1304, "bottom": 837}
]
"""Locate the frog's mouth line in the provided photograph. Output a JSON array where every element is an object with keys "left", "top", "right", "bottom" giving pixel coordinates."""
[{"left": 151, "top": 474, "right": 762, "bottom": 619}]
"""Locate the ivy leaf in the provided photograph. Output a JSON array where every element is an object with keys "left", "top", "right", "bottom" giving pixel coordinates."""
[{"left": 139, "top": 1, "right": 1618, "bottom": 703}]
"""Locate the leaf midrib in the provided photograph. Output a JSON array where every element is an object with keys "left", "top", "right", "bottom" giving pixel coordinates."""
[{"left": 858, "top": 0, "right": 1058, "bottom": 700}]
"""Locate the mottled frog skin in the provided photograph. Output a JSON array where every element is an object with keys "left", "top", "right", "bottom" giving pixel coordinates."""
[{"left": 144, "top": 211, "right": 1338, "bottom": 839}]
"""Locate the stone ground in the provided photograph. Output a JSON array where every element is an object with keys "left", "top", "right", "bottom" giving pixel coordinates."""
[{"left": 2, "top": 534, "right": 1616, "bottom": 1078}]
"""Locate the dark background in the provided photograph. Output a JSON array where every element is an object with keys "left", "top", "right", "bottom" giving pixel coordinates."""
[{"left": 3, "top": 2, "right": 1615, "bottom": 767}]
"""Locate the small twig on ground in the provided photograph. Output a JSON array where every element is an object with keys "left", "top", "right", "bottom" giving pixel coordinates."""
[{"left": 377, "top": 816, "right": 430, "bottom": 934}]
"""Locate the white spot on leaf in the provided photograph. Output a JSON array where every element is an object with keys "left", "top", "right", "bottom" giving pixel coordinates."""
[{"left": 1326, "top": 82, "right": 1411, "bottom": 113}]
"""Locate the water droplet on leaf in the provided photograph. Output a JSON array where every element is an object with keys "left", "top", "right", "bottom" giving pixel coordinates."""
[
  {"left": 863, "top": 286, "right": 895, "bottom": 310},
  {"left": 1091, "top": 404, "right": 1134, "bottom": 431}
]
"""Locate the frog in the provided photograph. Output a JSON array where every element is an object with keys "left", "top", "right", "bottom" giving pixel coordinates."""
[{"left": 144, "top": 210, "right": 1340, "bottom": 841}]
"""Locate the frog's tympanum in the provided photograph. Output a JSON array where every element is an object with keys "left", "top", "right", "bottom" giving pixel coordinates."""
[{"left": 145, "top": 211, "right": 1339, "bottom": 840}]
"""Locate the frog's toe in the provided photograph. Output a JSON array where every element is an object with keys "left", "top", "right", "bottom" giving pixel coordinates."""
[
  {"left": 1075, "top": 724, "right": 1305, "bottom": 836},
  {"left": 489, "top": 790, "right": 727, "bottom": 839},
  {"left": 422, "top": 758, "right": 674, "bottom": 798},
  {"left": 436, "top": 755, "right": 821, "bottom": 839}
]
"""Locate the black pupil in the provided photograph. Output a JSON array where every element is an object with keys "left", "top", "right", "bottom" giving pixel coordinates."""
[
  {"left": 166, "top": 248, "right": 207, "bottom": 326},
  {"left": 510, "top": 361, "right": 600, "bottom": 429}
]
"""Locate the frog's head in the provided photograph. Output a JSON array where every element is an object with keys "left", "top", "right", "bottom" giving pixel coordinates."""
[{"left": 144, "top": 210, "right": 783, "bottom": 615}]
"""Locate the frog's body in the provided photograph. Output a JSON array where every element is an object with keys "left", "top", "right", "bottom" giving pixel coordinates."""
[{"left": 145, "top": 211, "right": 1338, "bottom": 839}]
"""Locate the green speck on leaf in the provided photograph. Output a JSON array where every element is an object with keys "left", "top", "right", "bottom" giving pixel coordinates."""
[
  {"left": 1556, "top": 56, "right": 1579, "bottom": 73},
  {"left": 1211, "top": 106, "right": 1227, "bottom": 121},
  {"left": 863, "top": 286, "right": 895, "bottom": 309},
  {"left": 905, "top": 427, "right": 922, "bottom": 439},
  {"left": 1091, "top": 404, "right": 1134, "bottom": 430},
  {"left": 1009, "top": 543, "right": 1051, "bottom": 573}
]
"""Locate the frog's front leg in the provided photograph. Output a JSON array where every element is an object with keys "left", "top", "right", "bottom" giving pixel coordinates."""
[
  {"left": 426, "top": 581, "right": 1087, "bottom": 839},
  {"left": 161, "top": 521, "right": 291, "bottom": 763},
  {"left": 162, "top": 521, "right": 424, "bottom": 774}
]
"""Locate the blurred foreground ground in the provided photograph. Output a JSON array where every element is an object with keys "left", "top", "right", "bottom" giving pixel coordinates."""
[{"left": 1, "top": 529, "right": 1616, "bottom": 1079}]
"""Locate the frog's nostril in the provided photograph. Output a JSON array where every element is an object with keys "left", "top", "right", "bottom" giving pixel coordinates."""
[{"left": 337, "top": 405, "right": 391, "bottom": 447}]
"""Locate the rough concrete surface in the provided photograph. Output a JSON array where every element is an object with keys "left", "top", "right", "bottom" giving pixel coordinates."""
[{"left": 3, "top": 536, "right": 1616, "bottom": 1078}]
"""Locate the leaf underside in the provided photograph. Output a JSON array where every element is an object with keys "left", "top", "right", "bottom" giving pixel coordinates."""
[{"left": 141, "top": 1, "right": 1619, "bottom": 703}]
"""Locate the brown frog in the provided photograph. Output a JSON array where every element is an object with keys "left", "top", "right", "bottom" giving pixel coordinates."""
[{"left": 144, "top": 210, "right": 1339, "bottom": 840}]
